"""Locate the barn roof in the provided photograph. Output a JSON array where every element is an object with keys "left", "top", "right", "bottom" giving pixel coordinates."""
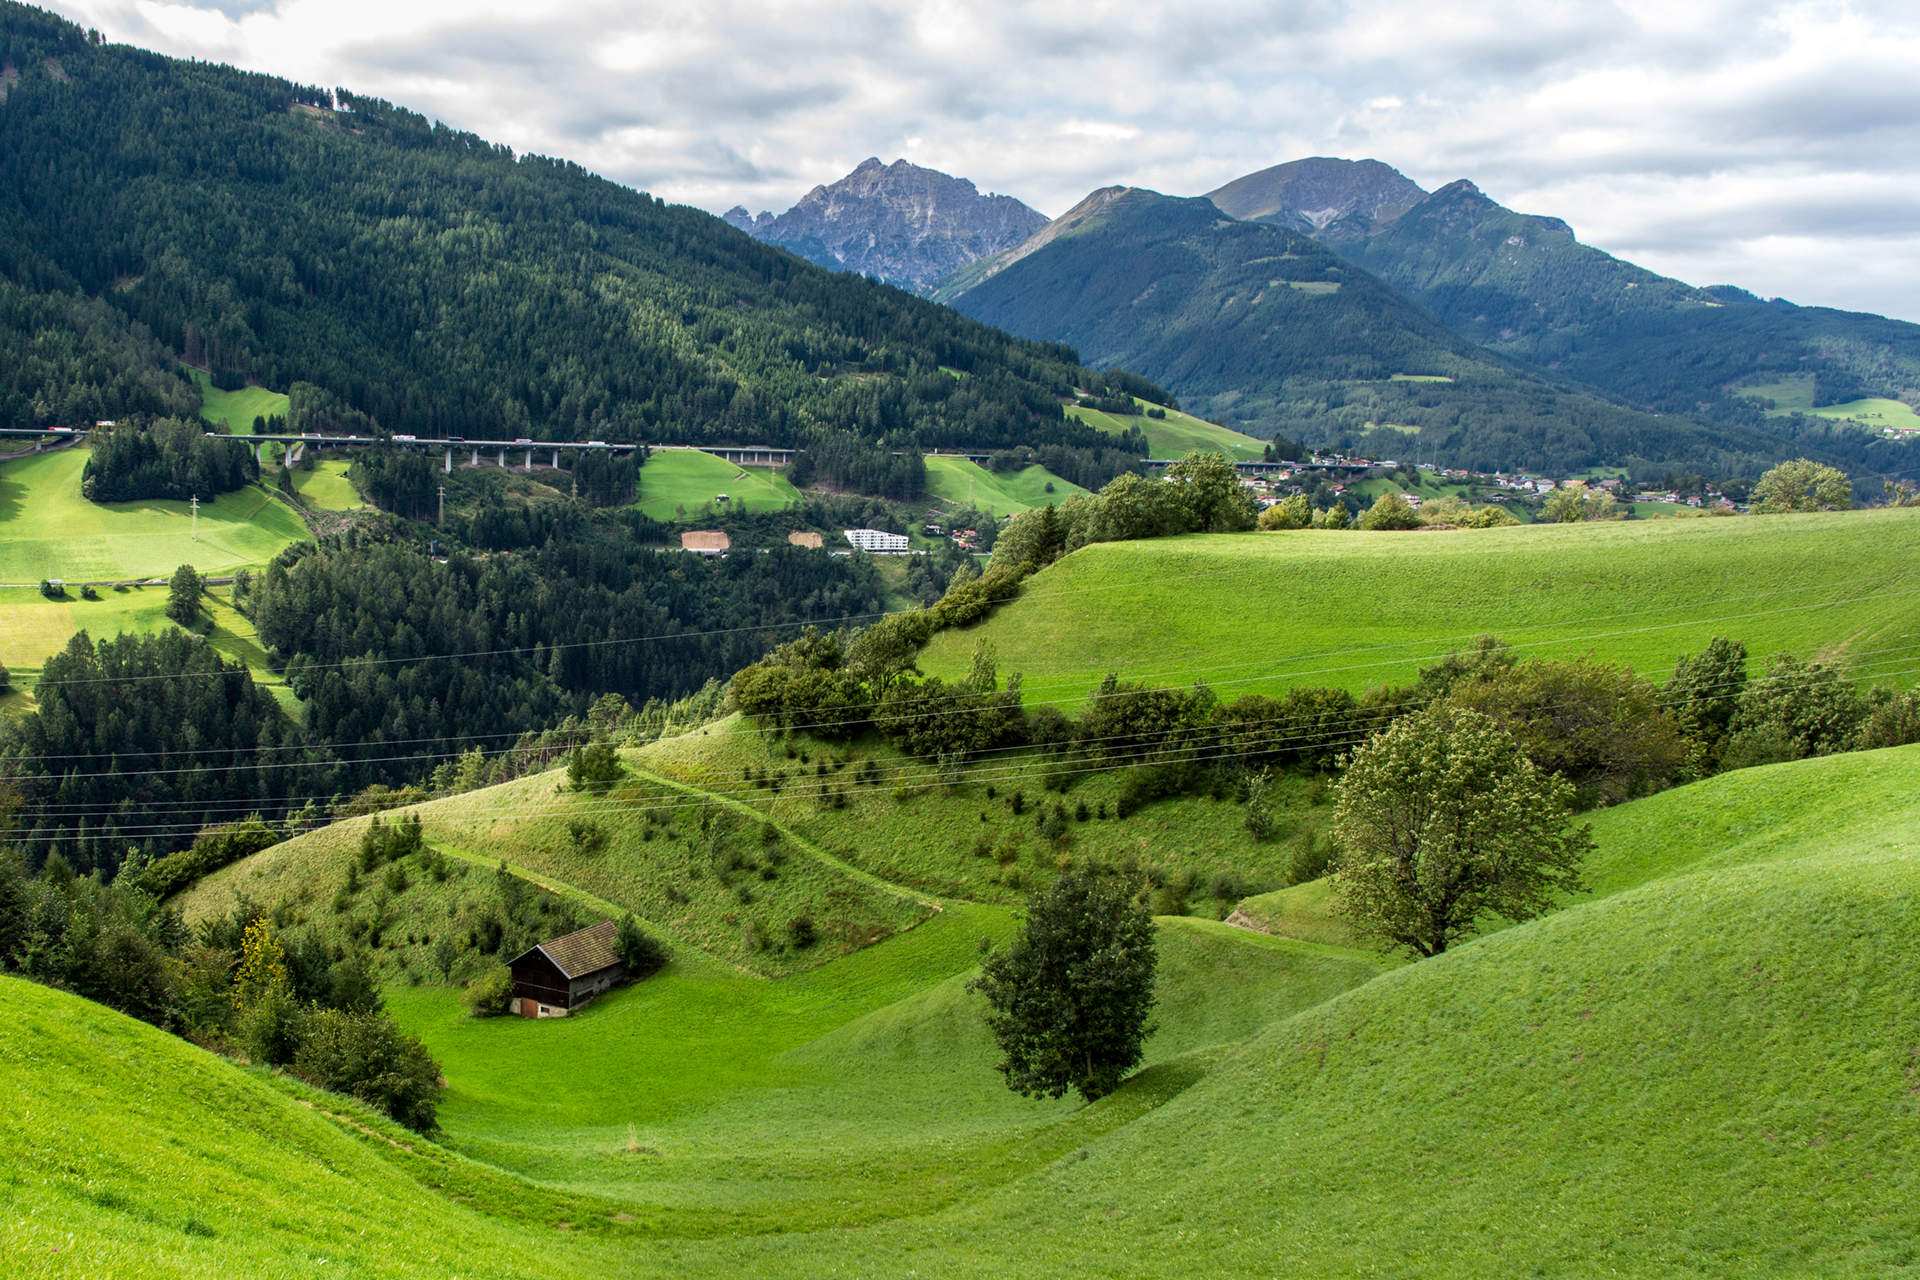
[{"left": 516, "top": 919, "right": 622, "bottom": 979}]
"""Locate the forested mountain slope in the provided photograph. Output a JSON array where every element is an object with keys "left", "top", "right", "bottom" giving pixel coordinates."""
[
  {"left": 941, "top": 185, "right": 1889, "bottom": 476},
  {"left": 0, "top": 4, "right": 1125, "bottom": 477},
  {"left": 1339, "top": 177, "right": 1920, "bottom": 417}
]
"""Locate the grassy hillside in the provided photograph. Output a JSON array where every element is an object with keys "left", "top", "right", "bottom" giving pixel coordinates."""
[
  {"left": 633, "top": 449, "right": 803, "bottom": 522},
  {"left": 32, "top": 745, "right": 1920, "bottom": 1275},
  {"left": 917, "top": 508, "right": 1920, "bottom": 708},
  {"left": 923, "top": 455, "right": 1086, "bottom": 516},
  {"left": 1067, "top": 401, "right": 1268, "bottom": 459},
  {"left": 186, "top": 366, "right": 291, "bottom": 430},
  {"left": 290, "top": 457, "right": 365, "bottom": 510},
  {"left": 0, "top": 974, "right": 622, "bottom": 1278},
  {"left": 0, "top": 448, "right": 307, "bottom": 583},
  {"left": 179, "top": 758, "right": 942, "bottom": 979}
]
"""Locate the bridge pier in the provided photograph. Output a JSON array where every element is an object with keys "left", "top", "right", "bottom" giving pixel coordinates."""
[
  {"left": 470, "top": 447, "right": 479, "bottom": 467},
  {"left": 444, "top": 447, "right": 453, "bottom": 474},
  {"left": 524, "top": 448, "right": 533, "bottom": 472},
  {"left": 498, "top": 448, "right": 508, "bottom": 468},
  {"left": 551, "top": 448, "right": 561, "bottom": 470}
]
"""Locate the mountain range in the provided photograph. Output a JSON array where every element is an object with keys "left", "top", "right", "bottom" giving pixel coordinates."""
[{"left": 723, "top": 151, "right": 1915, "bottom": 478}]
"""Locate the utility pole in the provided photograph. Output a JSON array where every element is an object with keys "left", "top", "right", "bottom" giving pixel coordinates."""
[
  {"left": 190, "top": 494, "right": 199, "bottom": 541},
  {"left": 437, "top": 484, "right": 446, "bottom": 527}
]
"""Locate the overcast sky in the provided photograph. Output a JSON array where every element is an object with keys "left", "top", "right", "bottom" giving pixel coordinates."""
[{"left": 50, "top": 0, "right": 1920, "bottom": 319}]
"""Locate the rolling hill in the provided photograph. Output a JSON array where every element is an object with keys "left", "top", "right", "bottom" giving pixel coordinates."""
[
  {"left": 916, "top": 507, "right": 1920, "bottom": 709},
  {"left": 25, "top": 739, "right": 1920, "bottom": 1275}
]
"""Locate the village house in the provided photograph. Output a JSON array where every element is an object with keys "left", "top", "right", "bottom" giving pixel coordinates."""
[{"left": 506, "top": 920, "right": 626, "bottom": 1018}]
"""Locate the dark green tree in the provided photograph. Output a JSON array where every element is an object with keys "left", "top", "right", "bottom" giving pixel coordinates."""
[
  {"left": 567, "top": 742, "right": 624, "bottom": 792},
  {"left": 1668, "top": 637, "right": 1748, "bottom": 757},
  {"left": 970, "top": 870, "right": 1159, "bottom": 1103},
  {"left": 165, "top": 563, "right": 203, "bottom": 626}
]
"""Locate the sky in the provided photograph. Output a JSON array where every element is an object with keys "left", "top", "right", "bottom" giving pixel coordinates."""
[{"left": 48, "top": 0, "right": 1920, "bottom": 320}]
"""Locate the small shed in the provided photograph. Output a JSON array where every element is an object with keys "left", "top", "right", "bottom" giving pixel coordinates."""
[
  {"left": 680, "top": 530, "right": 730, "bottom": 558},
  {"left": 506, "top": 920, "right": 626, "bottom": 1018},
  {"left": 787, "top": 530, "right": 823, "bottom": 548}
]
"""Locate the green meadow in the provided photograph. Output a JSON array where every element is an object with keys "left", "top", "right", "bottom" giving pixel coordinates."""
[
  {"left": 185, "top": 366, "right": 291, "bottom": 431},
  {"left": 1743, "top": 373, "right": 1920, "bottom": 431},
  {"left": 23, "top": 742, "right": 1920, "bottom": 1276},
  {"left": 632, "top": 449, "right": 803, "bottom": 522},
  {"left": 923, "top": 455, "right": 1085, "bottom": 516},
  {"left": 0, "top": 449, "right": 307, "bottom": 584},
  {"left": 917, "top": 508, "right": 1920, "bottom": 708},
  {"left": 291, "top": 458, "right": 365, "bottom": 510},
  {"left": 1068, "top": 401, "right": 1269, "bottom": 459}
]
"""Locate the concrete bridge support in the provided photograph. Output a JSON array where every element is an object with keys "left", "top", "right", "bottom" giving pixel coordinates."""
[
  {"left": 551, "top": 448, "right": 561, "bottom": 470},
  {"left": 444, "top": 447, "right": 453, "bottom": 474},
  {"left": 498, "top": 448, "right": 508, "bottom": 468},
  {"left": 524, "top": 448, "right": 534, "bottom": 472},
  {"left": 470, "top": 447, "right": 479, "bottom": 467}
]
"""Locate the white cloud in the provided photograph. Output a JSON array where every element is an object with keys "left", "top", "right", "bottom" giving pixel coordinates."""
[{"left": 47, "top": 0, "right": 1920, "bottom": 319}]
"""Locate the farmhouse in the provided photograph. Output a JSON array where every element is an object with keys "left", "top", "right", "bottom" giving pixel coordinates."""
[
  {"left": 506, "top": 919, "right": 626, "bottom": 1018},
  {"left": 680, "top": 530, "right": 730, "bottom": 557}
]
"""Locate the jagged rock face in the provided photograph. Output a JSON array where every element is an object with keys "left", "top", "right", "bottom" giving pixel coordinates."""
[
  {"left": 724, "top": 158, "right": 1049, "bottom": 295},
  {"left": 1205, "top": 157, "right": 1428, "bottom": 240}
]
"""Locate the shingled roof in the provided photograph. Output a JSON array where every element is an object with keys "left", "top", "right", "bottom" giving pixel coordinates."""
[{"left": 527, "top": 919, "right": 622, "bottom": 978}]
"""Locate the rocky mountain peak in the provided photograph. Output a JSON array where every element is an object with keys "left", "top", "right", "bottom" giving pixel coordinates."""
[
  {"left": 725, "top": 158, "right": 1050, "bottom": 295},
  {"left": 1205, "top": 157, "right": 1428, "bottom": 240}
]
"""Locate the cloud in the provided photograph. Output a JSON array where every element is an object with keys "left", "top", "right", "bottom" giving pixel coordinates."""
[{"left": 48, "top": 0, "right": 1920, "bottom": 319}]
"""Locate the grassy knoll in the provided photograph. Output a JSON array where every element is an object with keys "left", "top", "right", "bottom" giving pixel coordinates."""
[
  {"left": 291, "top": 458, "right": 364, "bottom": 510},
  {"left": 923, "top": 455, "right": 1086, "bottom": 516},
  {"left": 0, "top": 449, "right": 308, "bottom": 583},
  {"left": 917, "top": 508, "right": 1920, "bottom": 709},
  {"left": 633, "top": 449, "right": 802, "bottom": 522},
  {"left": 185, "top": 366, "right": 290, "bottom": 431},
  {"left": 635, "top": 713, "right": 1323, "bottom": 907},
  {"left": 1067, "top": 401, "right": 1269, "bottom": 459},
  {"left": 179, "top": 757, "right": 939, "bottom": 979}
]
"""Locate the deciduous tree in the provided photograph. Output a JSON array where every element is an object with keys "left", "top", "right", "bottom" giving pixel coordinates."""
[
  {"left": 1330, "top": 704, "right": 1591, "bottom": 957},
  {"left": 1752, "top": 459, "right": 1853, "bottom": 513}
]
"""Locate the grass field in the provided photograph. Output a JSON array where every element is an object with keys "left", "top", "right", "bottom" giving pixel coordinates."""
[
  {"left": 27, "top": 743, "right": 1920, "bottom": 1275},
  {"left": 923, "top": 456, "right": 1085, "bottom": 516},
  {"left": 1068, "top": 402, "right": 1269, "bottom": 460},
  {"left": 0, "top": 449, "right": 308, "bottom": 583},
  {"left": 633, "top": 450, "right": 802, "bottom": 522},
  {"left": 291, "top": 458, "right": 364, "bottom": 510},
  {"left": 1742, "top": 373, "right": 1920, "bottom": 431},
  {"left": 915, "top": 508, "right": 1920, "bottom": 709},
  {"left": 186, "top": 367, "right": 291, "bottom": 431}
]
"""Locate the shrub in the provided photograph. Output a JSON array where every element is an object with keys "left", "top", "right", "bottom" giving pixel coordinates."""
[
  {"left": 1725, "top": 652, "right": 1865, "bottom": 760},
  {"left": 136, "top": 819, "right": 279, "bottom": 898},
  {"left": 1358, "top": 492, "right": 1422, "bottom": 531},
  {"left": 1243, "top": 770, "right": 1280, "bottom": 840},
  {"left": 1857, "top": 687, "right": 1920, "bottom": 751},
  {"left": 293, "top": 1009, "right": 446, "bottom": 1132},
  {"left": 463, "top": 962, "right": 515, "bottom": 1015},
  {"left": 786, "top": 914, "right": 818, "bottom": 949},
  {"left": 615, "top": 913, "right": 668, "bottom": 976},
  {"left": 1258, "top": 493, "right": 1312, "bottom": 530}
]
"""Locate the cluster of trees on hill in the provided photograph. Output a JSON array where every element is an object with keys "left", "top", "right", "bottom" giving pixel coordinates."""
[
  {"left": 81, "top": 416, "right": 257, "bottom": 501},
  {"left": 0, "top": 630, "right": 324, "bottom": 877},
  {"left": 0, "top": 5, "right": 1161, "bottom": 499},
  {"left": 0, "top": 848, "right": 445, "bottom": 1130},
  {"left": 0, "top": 280, "right": 198, "bottom": 429}
]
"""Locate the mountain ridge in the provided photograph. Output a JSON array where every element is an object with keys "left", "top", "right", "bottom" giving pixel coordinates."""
[{"left": 727, "top": 157, "right": 1049, "bottom": 295}]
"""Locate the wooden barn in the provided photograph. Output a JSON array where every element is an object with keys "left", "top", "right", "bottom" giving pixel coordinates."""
[{"left": 506, "top": 920, "right": 626, "bottom": 1018}]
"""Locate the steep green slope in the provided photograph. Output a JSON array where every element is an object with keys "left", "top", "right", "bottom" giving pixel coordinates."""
[
  {"left": 917, "top": 508, "right": 1920, "bottom": 708},
  {"left": 923, "top": 454, "right": 1086, "bottom": 515},
  {"left": 941, "top": 186, "right": 1814, "bottom": 477},
  {"left": 0, "top": 975, "right": 621, "bottom": 1278},
  {"left": 0, "top": 3, "right": 1121, "bottom": 471}
]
